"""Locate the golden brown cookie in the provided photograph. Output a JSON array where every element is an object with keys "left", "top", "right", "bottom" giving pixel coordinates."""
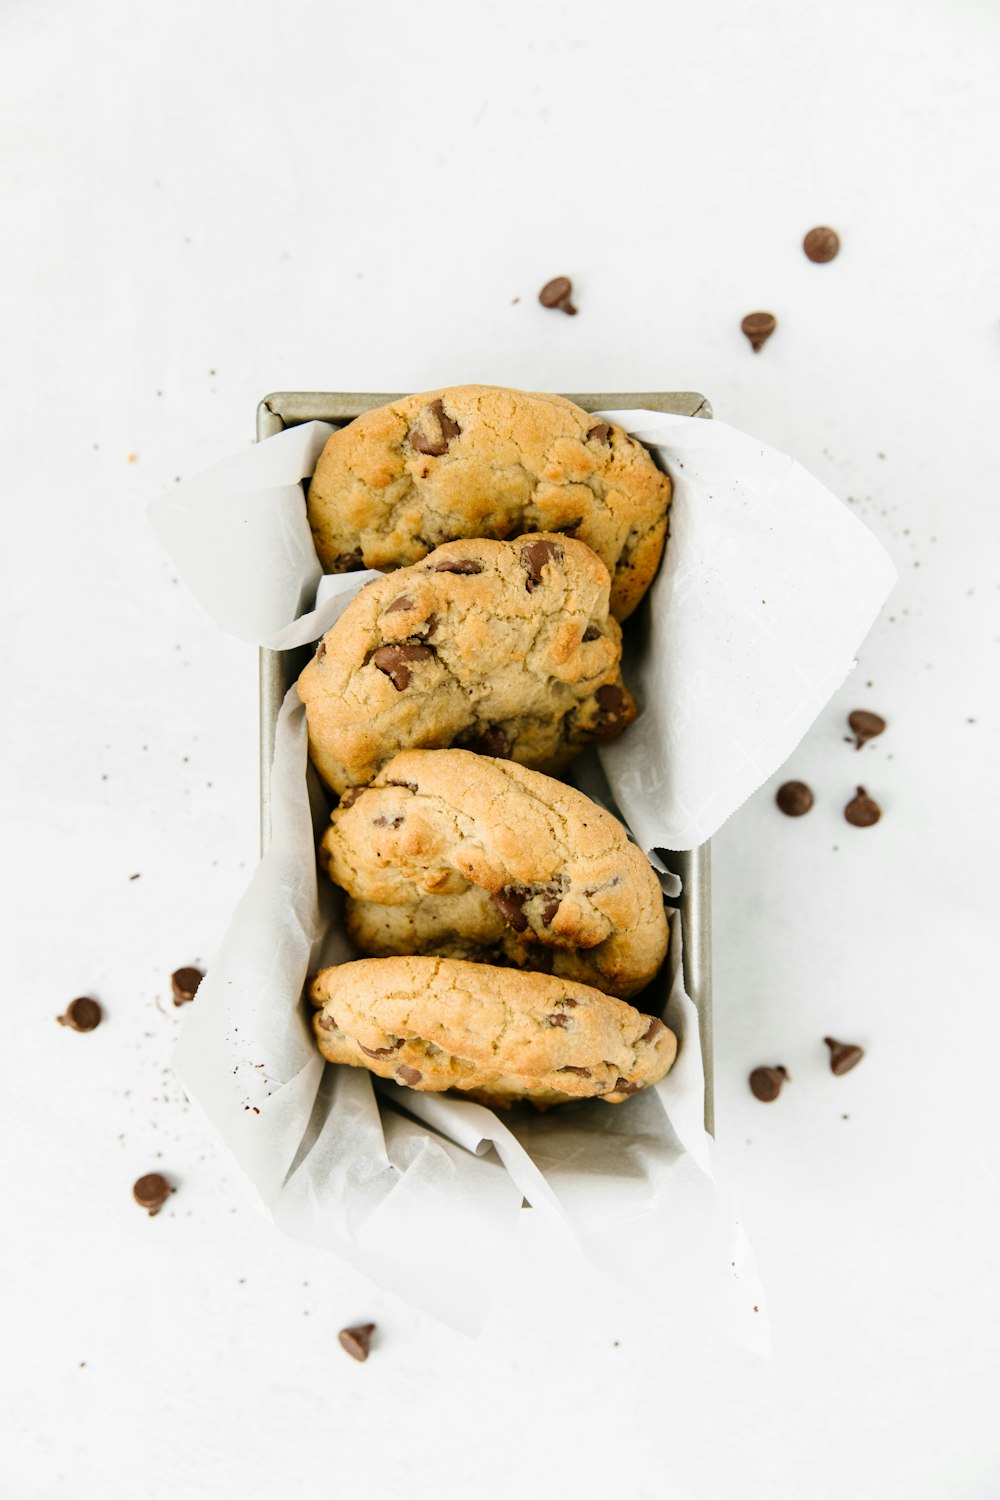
[
  {"left": 306, "top": 385, "right": 670, "bottom": 620},
  {"left": 310, "top": 957, "right": 677, "bottom": 1107},
  {"left": 321, "top": 749, "right": 668, "bottom": 999},
  {"left": 296, "top": 535, "right": 635, "bottom": 795}
]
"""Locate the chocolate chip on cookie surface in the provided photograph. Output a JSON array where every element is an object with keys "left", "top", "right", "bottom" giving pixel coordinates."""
[
  {"left": 305, "top": 385, "right": 671, "bottom": 620},
  {"left": 296, "top": 535, "right": 636, "bottom": 795},
  {"left": 310, "top": 957, "right": 677, "bottom": 1108},
  {"left": 321, "top": 749, "right": 668, "bottom": 999}
]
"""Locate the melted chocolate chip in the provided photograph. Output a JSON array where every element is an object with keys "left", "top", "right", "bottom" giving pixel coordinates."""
[
  {"left": 641, "top": 1017, "right": 665, "bottom": 1044},
  {"left": 384, "top": 595, "right": 414, "bottom": 614},
  {"left": 171, "top": 967, "right": 203, "bottom": 1006},
  {"left": 749, "top": 1065, "right": 789, "bottom": 1102},
  {"left": 491, "top": 886, "right": 530, "bottom": 932},
  {"left": 372, "top": 814, "right": 404, "bottom": 829},
  {"left": 845, "top": 786, "right": 881, "bottom": 827},
  {"left": 420, "top": 613, "right": 439, "bottom": 639},
  {"left": 397, "top": 1065, "right": 423, "bottom": 1085},
  {"left": 582, "top": 625, "right": 602, "bottom": 642},
  {"left": 589, "top": 683, "right": 627, "bottom": 739},
  {"left": 539, "top": 276, "right": 577, "bottom": 315},
  {"left": 56, "top": 997, "right": 102, "bottom": 1032},
  {"left": 338, "top": 786, "right": 367, "bottom": 810},
  {"left": 133, "top": 1173, "right": 172, "bottom": 1215},
  {"left": 741, "top": 311, "right": 777, "bottom": 352},
  {"left": 559, "top": 1065, "right": 592, "bottom": 1077},
  {"left": 776, "top": 781, "right": 814, "bottom": 817},
  {"left": 547, "top": 1013, "right": 570, "bottom": 1027},
  {"left": 462, "top": 725, "right": 511, "bottom": 759},
  {"left": 315, "top": 640, "right": 327, "bottom": 662},
  {"left": 332, "top": 548, "right": 364, "bottom": 571},
  {"left": 428, "top": 558, "right": 483, "bottom": 575},
  {"left": 407, "top": 399, "right": 462, "bottom": 457},
  {"left": 824, "top": 1037, "right": 865, "bottom": 1074},
  {"left": 521, "top": 538, "right": 564, "bottom": 591},
  {"left": 613, "top": 1078, "right": 642, "bottom": 1095},
  {"left": 540, "top": 897, "right": 561, "bottom": 925},
  {"left": 360, "top": 1040, "right": 403, "bottom": 1059},
  {"left": 556, "top": 996, "right": 578, "bottom": 1008},
  {"left": 371, "top": 643, "right": 434, "bottom": 690},
  {"left": 848, "top": 710, "right": 886, "bottom": 749},
  {"left": 803, "top": 226, "right": 840, "bottom": 263},
  {"left": 317, "top": 1014, "right": 339, "bottom": 1031},
  {"left": 586, "top": 422, "right": 612, "bottom": 443},
  {"left": 338, "top": 1324, "right": 376, "bottom": 1362},
  {"left": 384, "top": 779, "right": 418, "bottom": 792}
]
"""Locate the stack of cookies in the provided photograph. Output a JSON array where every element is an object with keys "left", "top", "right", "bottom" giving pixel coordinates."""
[{"left": 297, "top": 385, "right": 678, "bottom": 1109}]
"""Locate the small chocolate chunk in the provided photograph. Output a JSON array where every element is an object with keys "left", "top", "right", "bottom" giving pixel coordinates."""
[
  {"left": 539, "top": 276, "right": 577, "bottom": 315},
  {"left": 589, "top": 683, "right": 627, "bottom": 739},
  {"left": 547, "top": 1013, "right": 570, "bottom": 1028},
  {"left": 556, "top": 996, "right": 578, "bottom": 1008},
  {"left": 338, "top": 1323, "right": 376, "bottom": 1362},
  {"left": 360, "top": 1040, "right": 403, "bottom": 1059},
  {"left": 384, "top": 594, "right": 414, "bottom": 614},
  {"left": 338, "top": 787, "right": 367, "bottom": 810},
  {"left": 613, "top": 1078, "right": 642, "bottom": 1095},
  {"left": 384, "top": 779, "right": 418, "bottom": 792},
  {"left": 520, "top": 538, "right": 563, "bottom": 591},
  {"left": 848, "top": 710, "right": 887, "bottom": 750},
  {"left": 491, "top": 886, "right": 530, "bottom": 932},
  {"left": 317, "top": 1014, "right": 339, "bottom": 1032},
  {"left": 641, "top": 1017, "right": 666, "bottom": 1044},
  {"left": 171, "top": 967, "right": 204, "bottom": 1006},
  {"left": 428, "top": 557, "right": 483, "bottom": 575},
  {"left": 332, "top": 548, "right": 365, "bottom": 571},
  {"left": 749, "top": 1065, "right": 789, "bottom": 1102},
  {"left": 133, "top": 1173, "right": 172, "bottom": 1215},
  {"left": 407, "top": 399, "right": 462, "bottom": 457},
  {"left": 371, "top": 643, "right": 434, "bottom": 691},
  {"left": 419, "top": 613, "right": 439, "bottom": 639},
  {"left": 824, "top": 1037, "right": 865, "bottom": 1075},
  {"left": 741, "top": 311, "right": 777, "bottom": 353},
  {"left": 845, "top": 786, "right": 881, "bottom": 827},
  {"left": 371, "top": 815, "right": 404, "bottom": 829},
  {"left": 559, "top": 1065, "right": 592, "bottom": 1077},
  {"left": 462, "top": 725, "right": 511, "bottom": 759},
  {"left": 803, "top": 226, "right": 840, "bottom": 263},
  {"left": 397, "top": 1065, "right": 422, "bottom": 1086},
  {"left": 315, "top": 640, "right": 327, "bottom": 661},
  {"left": 541, "top": 897, "right": 561, "bottom": 925},
  {"left": 57, "top": 997, "right": 102, "bottom": 1032},
  {"left": 776, "top": 780, "right": 814, "bottom": 817},
  {"left": 582, "top": 625, "right": 602, "bottom": 642},
  {"left": 586, "top": 422, "right": 612, "bottom": 443}
]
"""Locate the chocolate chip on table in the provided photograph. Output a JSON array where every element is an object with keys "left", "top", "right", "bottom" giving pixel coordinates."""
[
  {"left": 171, "top": 967, "right": 204, "bottom": 1006},
  {"left": 848, "top": 710, "right": 887, "bottom": 749},
  {"left": 803, "top": 226, "right": 840, "bottom": 263},
  {"left": 586, "top": 423, "right": 612, "bottom": 443},
  {"left": 844, "top": 786, "right": 881, "bottom": 827},
  {"left": 824, "top": 1037, "right": 865, "bottom": 1075},
  {"left": 133, "top": 1173, "right": 172, "bottom": 1216},
  {"left": 520, "top": 538, "right": 563, "bottom": 591},
  {"left": 338, "top": 1324, "right": 376, "bottom": 1363},
  {"left": 407, "top": 399, "right": 462, "bottom": 457},
  {"left": 560, "top": 1065, "right": 592, "bottom": 1077},
  {"left": 741, "top": 311, "right": 777, "bottom": 352},
  {"left": 776, "top": 780, "right": 814, "bottom": 817},
  {"left": 538, "top": 276, "right": 577, "bottom": 315},
  {"left": 371, "top": 643, "right": 434, "bottom": 691},
  {"left": 428, "top": 558, "right": 483, "bottom": 575},
  {"left": 56, "top": 997, "right": 102, "bottom": 1032},
  {"left": 749, "top": 1065, "right": 789, "bottom": 1102}
]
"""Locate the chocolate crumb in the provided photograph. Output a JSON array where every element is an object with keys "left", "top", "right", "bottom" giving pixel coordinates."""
[{"left": 338, "top": 1323, "right": 376, "bottom": 1362}]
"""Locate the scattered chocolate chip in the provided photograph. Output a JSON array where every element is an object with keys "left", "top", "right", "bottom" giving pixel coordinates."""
[
  {"left": 360, "top": 1040, "right": 403, "bottom": 1058},
  {"left": 582, "top": 625, "right": 602, "bottom": 642},
  {"left": 171, "top": 967, "right": 203, "bottom": 1006},
  {"left": 396, "top": 1065, "right": 422, "bottom": 1086},
  {"left": 559, "top": 1065, "right": 592, "bottom": 1077},
  {"left": 641, "top": 1017, "right": 666, "bottom": 1043},
  {"left": 338, "top": 1323, "right": 376, "bottom": 1362},
  {"left": 803, "top": 226, "right": 840, "bottom": 263},
  {"left": 491, "top": 886, "right": 530, "bottom": 932},
  {"left": 407, "top": 400, "right": 462, "bottom": 456},
  {"left": 133, "top": 1173, "right": 172, "bottom": 1215},
  {"left": 539, "top": 275, "right": 577, "bottom": 315},
  {"left": 586, "top": 422, "right": 612, "bottom": 443},
  {"left": 428, "top": 557, "right": 483, "bottom": 574},
  {"left": 371, "top": 815, "right": 404, "bottom": 829},
  {"left": 338, "top": 787, "right": 367, "bottom": 809},
  {"left": 845, "top": 786, "right": 881, "bottom": 827},
  {"left": 749, "top": 1065, "right": 789, "bottom": 1102},
  {"left": 462, "top": 725, "right": 511, "bottom": 759},
  {"left": 824, "top": 1037, "right": 864, "bottom": 1075},
  {"left": 332, "top": 548, "right": 364, "bottom": 571},
  {"left": 371, "top": 643, "right": 434, "bottom": 690},
  {"left": 520, "top": 538, "right": 563, "bottom": 591},
  {"left": 848, "top": 710, "right": 887, "bottom": 749},
  {"left": 776, "top": 780, "right": 814, "bottom": 817},
  {"left": 56, "top": 997, "right": 102, "bottom": 1032},
  {"left": 547, "top": 1013, "right": 570, "bottom": 1028},
  {"left": 741, "top": 312, "right": 777, "bottom": 353},
  {"left": 384, "top": 595, "right": 414, "bottom": 614}
]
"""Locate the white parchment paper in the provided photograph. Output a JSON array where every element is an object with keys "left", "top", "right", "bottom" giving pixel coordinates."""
[{"left": 151, "top": 407, "right": 895, "bottom": 1346}]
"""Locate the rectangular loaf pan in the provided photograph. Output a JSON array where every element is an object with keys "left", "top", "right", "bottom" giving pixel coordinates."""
[{"left": 255, "top": 389, "right": 715, "bottom": 1134}]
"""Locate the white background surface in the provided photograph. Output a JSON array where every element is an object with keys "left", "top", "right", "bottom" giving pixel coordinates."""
[{"left": 3, "top": 2, "right": 999, "bottom": 1496}]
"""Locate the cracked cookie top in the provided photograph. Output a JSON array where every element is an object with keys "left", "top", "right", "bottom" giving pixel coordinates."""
[
  {"left": 305, "top": 385, "right": 671, "bottom": 620},
  {"left": 321, "top": 749, "right": 669, "bottom": 999},
  {"left": 296, "top": 534, "right": 636, "bottom": 795}
]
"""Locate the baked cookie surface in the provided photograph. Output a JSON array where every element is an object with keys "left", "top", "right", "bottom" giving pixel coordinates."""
[
  {"left": 305, "top": 385, "right": 671, "bottom": 620},
  {"left": 296, "top": 535, "right": 635, "bottom": 795},
  {"left": 321, "top": 749, "right": 668, "bottom": 999},
  {"left": 310, "top": 956, "right": 677, "bottom": 1107}
]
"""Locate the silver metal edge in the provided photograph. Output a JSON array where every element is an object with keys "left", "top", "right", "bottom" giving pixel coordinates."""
[{"left": 255, "top": 391, "right": 715, "bottom": 1135}]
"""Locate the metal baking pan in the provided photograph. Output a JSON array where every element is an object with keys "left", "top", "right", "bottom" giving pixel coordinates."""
[{"left": 256, "top": 390, "right": 715, "bottom": 1134}]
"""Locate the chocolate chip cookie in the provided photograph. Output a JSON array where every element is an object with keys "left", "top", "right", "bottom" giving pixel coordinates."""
[
  {"left": 310, "top": 957, "right": 677, "bottom": 1107},
  {"left": 321, "top": 749, "right": 668, "bottom": 999},
  {"left": 296, "top": 535, "right": 636, "bottom": 795},
  {"left": 306, "top": 385, "right": 671, "bottom": 620}
]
